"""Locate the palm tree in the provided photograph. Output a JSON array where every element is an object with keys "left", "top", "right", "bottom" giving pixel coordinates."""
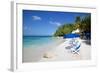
[
  {"left": 54, "top": 24, "right": 74, "bottom": 36},
  {"left": 80, "top": 15, "right": 91, "bottom": 32},
  {"left": 75, "top": 16, "right": 81, "bottom": 23},
  {"left": 74, "top": 16, "right": 81, "bottom": 30}
]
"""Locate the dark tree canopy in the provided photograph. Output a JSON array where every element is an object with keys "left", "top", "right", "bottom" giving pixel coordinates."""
[{"left": 53, "top": 15, "right": 91, "bottom": 37}]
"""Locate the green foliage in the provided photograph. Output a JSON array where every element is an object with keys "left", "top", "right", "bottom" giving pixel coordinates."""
[
  {"left": 80, "top": 15, "right": 91, "bottom": 32},
  {"left": 75, "top": 16, "right": 81, "bottom": 23},
  {"left": 74, "top": 16, "right": 81, "bottom": 29},
  {"left": 54, "top": 15, "right": 91, "bottom": 37},
  {"left": 54, "top": 24, "right": 74, "bottom": 36}
]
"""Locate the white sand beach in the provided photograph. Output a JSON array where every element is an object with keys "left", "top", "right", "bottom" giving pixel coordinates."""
[
  {"left": 23, "top": 38, "right": 91, "bottom": 62},
  {"left": 39, "top": 39, "right": 91, "bottom": 62}
]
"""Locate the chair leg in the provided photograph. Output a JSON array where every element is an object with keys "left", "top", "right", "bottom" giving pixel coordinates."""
[
  {"left": 74, "top": 50, "right": 80, "bottom": 55},
  {"left": 72, "top": 50, "right": 80, "bottom": 55}
]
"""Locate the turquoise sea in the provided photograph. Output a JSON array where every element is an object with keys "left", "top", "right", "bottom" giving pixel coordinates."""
[{"left": 23, "top": 36, "right": 62, "bottom": 49}]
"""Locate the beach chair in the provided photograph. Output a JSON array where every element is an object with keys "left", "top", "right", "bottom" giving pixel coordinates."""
[
  {"left": 70, "top": 40, "right": 81, "bottom": 54},
  {"left": 69, "top": 38, "right": 75, "bottom": 44},
  {"left": 65, "top": 39, "right": 75, "bottom": 49},
  {"left": 65, "top": 38, "right": 81, "bottom": 54}
]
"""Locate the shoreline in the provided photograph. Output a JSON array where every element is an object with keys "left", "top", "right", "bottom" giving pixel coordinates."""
[
  {"left": 23, "top": 38, "right": 91, "bottom": 63},
  {"left": 22, "top": 37, "right": 65, "bottom": 62}
]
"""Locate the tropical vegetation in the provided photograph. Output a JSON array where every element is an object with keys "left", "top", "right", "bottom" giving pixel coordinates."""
[{"left": 54, "top": 15, "right": 91, "bottom": 38}]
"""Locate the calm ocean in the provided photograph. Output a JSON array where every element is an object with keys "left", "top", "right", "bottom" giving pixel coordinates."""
[{"left": 23, "top": 36, "right": 61, "bottom": 49}]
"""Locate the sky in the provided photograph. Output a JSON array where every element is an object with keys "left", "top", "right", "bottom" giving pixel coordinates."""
[{"left": 23, "top": 10, "right": 90, "bottom": 36}]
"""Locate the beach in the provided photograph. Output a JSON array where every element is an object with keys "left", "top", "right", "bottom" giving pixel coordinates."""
[
  {"left": 40, "top": 39, "right": 91, "bottom": 62},
  {"left": 23, "top": 10, "right": 91, "bottom": 63},
  {"left": 22, "top": 37, "right": 65, "bottom": 62},
  {"left": 23, "top": 38, "right": 91, "bottom": 63}
]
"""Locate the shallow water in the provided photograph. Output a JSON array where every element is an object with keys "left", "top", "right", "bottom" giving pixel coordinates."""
[
  {"left": 23, "top": 36, "right": 61, "bottom": 48},
  {"left": 23, "top": 36, "right": 65, "bottom": 62}
]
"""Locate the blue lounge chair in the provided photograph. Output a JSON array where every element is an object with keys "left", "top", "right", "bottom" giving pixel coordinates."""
[{"left": 70, "top": 40, "right": 81, "bottom": 54}]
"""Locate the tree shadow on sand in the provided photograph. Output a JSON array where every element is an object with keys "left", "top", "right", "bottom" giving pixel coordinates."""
[{"left": 81, "top": 39, "right": 91, "bottom": 45}]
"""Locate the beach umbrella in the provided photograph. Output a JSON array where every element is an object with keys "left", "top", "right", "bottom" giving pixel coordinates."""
[
  {"left": 72, "top": 29, "right": 80, "bottom": 33},
  {"left": 63, "top": 33, "right": 80, "bottom": 38}
]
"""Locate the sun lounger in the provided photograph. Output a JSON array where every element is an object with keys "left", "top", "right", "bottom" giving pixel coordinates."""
[{"left": 70, "top": 39, "right": 81, "bottom": 54}]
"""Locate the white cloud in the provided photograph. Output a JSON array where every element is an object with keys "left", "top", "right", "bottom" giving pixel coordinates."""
[
  {"left": 32, "top": 16, "right": 41, "bottom": 20},
  {"left": 49, "top": 21, "right": 61, "bottom": 26}
]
